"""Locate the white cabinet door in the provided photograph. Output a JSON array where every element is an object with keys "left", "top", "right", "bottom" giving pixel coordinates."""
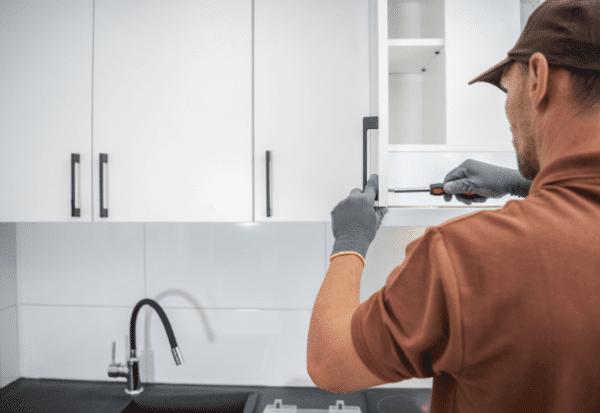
[
  {"left": 255, "top": 0, "right": 370, "bottom": 221},
  {"left": 0, "top": 0, "right": 93, "bottom": 222},
  {"left": 94, "top": 0, "right": 252, "bottom": 222}
]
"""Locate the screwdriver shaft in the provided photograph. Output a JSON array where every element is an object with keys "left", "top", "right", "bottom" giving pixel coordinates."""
[{"left": 388, "top": 188, "right": 430, "bottom": 193}]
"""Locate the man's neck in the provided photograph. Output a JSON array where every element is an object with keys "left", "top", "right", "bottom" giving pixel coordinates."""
[{"left": 537, "top": 104, "right": 600, "bottom": 169}]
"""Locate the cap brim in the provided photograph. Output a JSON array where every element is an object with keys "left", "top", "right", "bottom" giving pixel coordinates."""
[{"left": 468, "top": 57, "right": 512, "bottom": 90}]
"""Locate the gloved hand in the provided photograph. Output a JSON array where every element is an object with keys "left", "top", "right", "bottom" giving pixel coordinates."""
[
  {"left": 442, "top": 159, "right": 532, "bottom": 205},
  {"left": 330, "top": 174, "right": 388, "bottom": 265}
]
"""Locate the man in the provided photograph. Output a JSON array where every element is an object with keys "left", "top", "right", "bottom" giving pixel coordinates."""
[{"left": 307, "top": 1, "right": 600, "bottom": 411}]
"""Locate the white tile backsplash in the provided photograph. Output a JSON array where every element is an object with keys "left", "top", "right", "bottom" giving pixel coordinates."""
[
  {"left": 0, "top": 306, "right": 19, "bottom": 388},
  {"left": 145, "top": 223, "right": 326, "bottom": 309},
  {"left": 11, "top": 221, "right": 433, "bottom": 389},
  {"left": 18, "top": 303, "right": 313, "bottom": 387},
  {"left": 19, "top": 305, "right": 131, "bottom": 381},
  {"left": 144, "top": 307, "right": 314, "bottom": 387},
  {"left": 17, "top": 223, "right": 145, "bottom": 306},
  {"left": 0, "top": 223, "right": 18, "bottom": 388},
  {"left": 0, "top": 223, "right": 17, "bottom": 311}
]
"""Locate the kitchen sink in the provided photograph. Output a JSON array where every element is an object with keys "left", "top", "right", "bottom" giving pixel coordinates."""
[
  {"left": 120, "top": 391, "right": 259, "bottom": 413},
  {"left": 1, "top": 379, "right": 382, "bottom": 413}
]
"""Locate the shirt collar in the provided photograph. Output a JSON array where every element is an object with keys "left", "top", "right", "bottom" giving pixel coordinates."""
[{"left": 529, "top": 150, "right": 600, "bottom": 196}]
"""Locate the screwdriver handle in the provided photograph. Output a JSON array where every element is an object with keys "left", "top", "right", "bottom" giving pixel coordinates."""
[{"left": 429, "top": 183, "right": 484, "bottom": 200}]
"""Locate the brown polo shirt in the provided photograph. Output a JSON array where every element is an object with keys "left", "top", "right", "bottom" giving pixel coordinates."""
[{"left": 351, "top": 150, "right": 600, "bottom": 412}]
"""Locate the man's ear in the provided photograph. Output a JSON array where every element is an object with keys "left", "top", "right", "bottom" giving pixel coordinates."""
[{"left": 528, "top": 52, "right": 550, "bottom": 112}]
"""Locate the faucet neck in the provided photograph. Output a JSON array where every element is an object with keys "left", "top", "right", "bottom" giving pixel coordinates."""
[
  {"left": 109, "top": 299, "right": 182, "bottom": 396},
  {"left": 129, "top": 298, "right": 182, "bottom": 366}
]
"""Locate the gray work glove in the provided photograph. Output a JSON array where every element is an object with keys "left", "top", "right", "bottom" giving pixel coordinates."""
[
  {"left": 330, "top": 174, "right": 388, "bottom": 264},
  {"left": 442, "top": 159, "right": 532, "bottom": 205}
]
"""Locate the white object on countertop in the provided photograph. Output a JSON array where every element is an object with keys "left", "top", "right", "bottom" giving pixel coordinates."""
[{"left": 263, "top": 400, "right": 361, "bottom": 413}]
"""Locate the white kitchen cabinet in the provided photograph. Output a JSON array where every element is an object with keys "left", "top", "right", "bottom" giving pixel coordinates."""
[
  {"left": 0, "top": 0, "right": 93, "bottom": 221},
  {"left": 372, "top": 0, "right": 522, "bottom": 207},
  {"left": 254, "top": 0, "right": 371, "bottom": 221},
  {"left": 93, "top": 0, "right": 252, "bottom": 222}
]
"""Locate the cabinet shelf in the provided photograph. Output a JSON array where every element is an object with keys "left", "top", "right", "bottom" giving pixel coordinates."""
[{"left": 388, "top": 38, "right": 444, "bottom": 73}]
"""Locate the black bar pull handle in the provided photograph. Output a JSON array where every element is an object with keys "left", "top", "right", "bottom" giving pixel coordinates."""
[
  {"left": 71, "top": 153, "right": 81, "bottom": 217},
  {"left": 266, "top": 150, "right": 272, "bottom": 217},
  {"left": 363, "top": 116, "right": 379, "bottom": 200},
  {"left": 99, "top": 153, "right": 108, "bottom": 218}
]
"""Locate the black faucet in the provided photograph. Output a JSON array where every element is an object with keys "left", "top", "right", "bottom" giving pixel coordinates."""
[{"left": 108, "top": 298, "right": 183, "bottom": 395}]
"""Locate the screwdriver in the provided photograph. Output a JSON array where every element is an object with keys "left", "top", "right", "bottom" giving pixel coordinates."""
[{"left": 388, "top": 183, "right": 485, "bottom": 200}]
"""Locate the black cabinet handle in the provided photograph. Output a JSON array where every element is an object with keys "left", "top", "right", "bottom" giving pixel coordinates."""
[
  {"left": 71, "top": 153, "right": 81, "bottom": 217},
  {"left": 99, "top": 153, "right": 108, "bottom": 218},
  {"left": 266, "top": 150, "right": 272, "bottom": 217},
  {"left": 363, "top": 116, "right": 379, "bottom": 200}
]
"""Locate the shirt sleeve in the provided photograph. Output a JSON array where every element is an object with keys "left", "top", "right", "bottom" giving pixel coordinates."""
[{"left": 350, "top": 226, "right": 463, "bottom": 382}]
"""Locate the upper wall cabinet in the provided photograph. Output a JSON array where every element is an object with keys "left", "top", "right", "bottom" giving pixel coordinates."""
[
  {"left": 254, "top": 0, "right": 370, "bottom": 221},
  {"left": 93, "top": 0, "right": 252, "bottom": 222},
  {"left": 0, "top": 0, "right": 93, "bottom": 221},
  {"left": 373, "top": 0, "right": 522, "bottom": 207}
]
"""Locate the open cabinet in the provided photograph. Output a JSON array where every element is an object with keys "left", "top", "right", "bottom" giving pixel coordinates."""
[{"left": 369, "top": 0, "right": 526, "bottom": 220}]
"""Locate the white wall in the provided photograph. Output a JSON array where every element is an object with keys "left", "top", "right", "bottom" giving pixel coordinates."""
[{"left": 7, "top": 222, "right": 433, "bottom": 389}]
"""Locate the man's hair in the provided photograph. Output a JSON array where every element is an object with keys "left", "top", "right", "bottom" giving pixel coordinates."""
[{"left": 518, "top": 61, "right": 600, "bottom": 112}]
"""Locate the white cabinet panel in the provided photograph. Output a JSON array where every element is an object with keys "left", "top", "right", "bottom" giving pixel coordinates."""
[
  {"left": 0, "top": 0, "right": 93, "bottom": 221},
  {"left": 94, "top": 0, "right": 252, "bottom": 222},
  {"left": 255, "top": 0, "right": 370, "bottom": 221}
]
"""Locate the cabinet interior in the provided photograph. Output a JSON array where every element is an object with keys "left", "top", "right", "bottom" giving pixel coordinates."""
[
  {"left": 387, "top": 0, "right": 445, "bottom": 146},
  {"left": 383, "top": 0, "right": 537, "bottom": 148}
]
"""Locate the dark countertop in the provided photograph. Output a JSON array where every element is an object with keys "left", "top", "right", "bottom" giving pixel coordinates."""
[{"left": 0, "top": 378, "right": 431, "bottom": 413}]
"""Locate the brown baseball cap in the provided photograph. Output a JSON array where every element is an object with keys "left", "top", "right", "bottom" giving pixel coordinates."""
[{"left": 469, "top": 0, "right": 600, "bottom": 91}]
